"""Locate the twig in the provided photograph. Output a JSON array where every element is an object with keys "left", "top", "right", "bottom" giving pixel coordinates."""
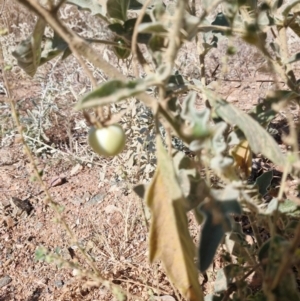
[
  {"left": 0, "top": 42, "right": 103, "bottom": 279},
  {"left": 115, "top": 278, "right": 170, "bottom": 295},
  {"left": 248, "top": 214, "right": 263, "bottom": 248},
  {"left": 277, "top": 155, "right": 292, "bottom": 202},
  {"left": 214, "top": 78, "right": 285, "bottom": 84},
  {"left": 160, "top": 0, "right": 185, "bottom": 81},
  {"left": 221, "top": 284, "right": 237, "bottom": 301},
  {"left": 131, "top": 0, "right": 152, "bottom": 78},
  {"left": 270, "top": 222, "right": 300, "bottom": 290},
  {"left": 17, "top": 0, "right": 157, "bottom": 110},
  {"left": 23, "top": 134, "right": 103, "bottom": 166},
  {"left": 277, "top": 21, "right": 297, "bottom": 87}
]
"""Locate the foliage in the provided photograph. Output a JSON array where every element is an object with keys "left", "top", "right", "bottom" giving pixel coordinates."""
[{"left": 11, "top": 0, "right": 300, "bottom": 300}]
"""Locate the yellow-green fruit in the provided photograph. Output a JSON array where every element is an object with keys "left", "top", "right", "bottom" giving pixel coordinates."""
[{"left": 88, "top": 124, "right": 126, "bottom": 157}]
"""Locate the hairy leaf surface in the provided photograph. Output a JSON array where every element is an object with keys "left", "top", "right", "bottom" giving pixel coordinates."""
[
  {"left": 66, "top": 0, "right": 104, "bottom": 15},
  {"left": 107, "top": 0, "right": 130, "bottom": 21},
  {"left": 12, "top": 18, "right": 46, "bottom": 77},
  {"left": 207, "top": 95, "right": 286, "bottom": 167},
  {"left": 146, "top": 137, "right": 203, "bottom": 301},
  {"left": 75, "top": 79, "right": 154, "bottom": 110}
]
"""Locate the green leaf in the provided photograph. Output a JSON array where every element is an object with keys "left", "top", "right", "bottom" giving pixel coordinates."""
[
  {"left": 225, "top": 228, "right": 250, "bottom": 258},
  {"left": 285, "top": 52, "right": 300, "bottom": 64},
  {"left": 255, "top": 170, "right": 273, "bottom": 196},
  {"left": 246, "top": 90, "right": 298, "bottom": 132},
  {"left": 108, "top": 15, "right": 152, "bottom": 43},
  {"left": 198, "top": 207, "right": 230, "bottom": 272},
  {"left": 211, "top": 12, "right": 230, "bottom": 33},
  {"left": 278, "top": 199, "right": 300, "bottom": 214},
  {"left": 75, "top": 79, "right": 154, "bottom": 110},
  {"left": 183, "top": 13, "right": 201, "bottom": 40},
  {"left": 198, "top": 186, "right": 241, "bottom": 272},
  {"left": 129, "top": 0, "right": 143, "bottom": 10},
  {"left": 61, "top": 47, "right": 72, "bottom": 60},
  {"left": 258, "top": 235, "right": 287, "bottom": 266},
  {"left": 123, "top": 16, "right": 152, "bottom": 43},
  {"left": 12, "top": 18, "right": 46, "bottom": 77},
  {"left": 214, "top": 264, "right": 242, "bottom": 293},
  {"left": 40, "top": 32, "right": 69, "bottom": 65},
  {"left": 107, "top": 0, "right": 130, "bottom": 21},
  {"left": 181, "top": 93, "right": 211, "bottom": 142},
  {"left": 146, "top": 137, "right": 204, "bottom": 301},
  {"left": 108, "top": 23, "right": 126, "bottom": 35},
  {"left": 173, "top": 151, "right": 210, "bottom": 211},
  {"left": 133, "top": 183, "right": 147, "bottom": 199},
  {"left": 266, "top": 198, "right": 300, "bottom": 216},
  {"left": 66, "top": 0, "right": 104, "bottom": 15},
  {"left": 124, "top": 15, "right": 151, "bottom": 32},
  {"left": 286, "top": 14, "right": 300, "bottom": 37},
  {"left": 179, "top": 172, "right": 210, "bottom": 211},
  {"left": 35, "top": 247, "right": 47, "bottom": 261},
  {"left": 113, "top": 38, "right": 131, "bottom": 59},
  {"left": 148, "top": 34, "right": 165, "bottom": 52},
  {"left": 248, "top": 101, "right": 276, "bottom": 128},
  {"left": 206, "top": 91, "right": 286, "bottom": 167},
  {"left": 277, "top": 272, "right": 300, "bottom": 301},
  {"left": 258, "top": 234, "right": 300, "bottom": 300}
]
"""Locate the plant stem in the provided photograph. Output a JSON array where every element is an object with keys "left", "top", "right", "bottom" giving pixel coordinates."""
[
  {"left": 0, "top": 41, "right": 103, "bottom": 279},
  {"left": 270, "top": 222, "right": 300, "bottom": 290}
]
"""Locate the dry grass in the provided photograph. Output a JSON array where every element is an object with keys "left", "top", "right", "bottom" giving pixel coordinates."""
[
  {"left": 0, "top": 2, "right": 182, "bottom": 300},
  {"left": 1, "top": 1, "right": 300, "bottom": 300}
]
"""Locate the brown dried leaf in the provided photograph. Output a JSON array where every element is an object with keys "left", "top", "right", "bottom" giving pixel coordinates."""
[
  {"left": 146, "top": 137, "right": 203, "bottom": 301},
  {"left": 231, "top": 140, "right": 252, "bottom": 179}
]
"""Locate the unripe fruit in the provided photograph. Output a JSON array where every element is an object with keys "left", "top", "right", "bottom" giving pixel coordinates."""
[{"left": 88, "top": 124, "right": 126, "bottom": 157}]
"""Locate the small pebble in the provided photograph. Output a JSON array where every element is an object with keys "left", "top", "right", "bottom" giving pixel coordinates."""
[
  {"left": 54, "top": 280, "right": 64, "bottom": 288},
  {"left": 0, "top": 275, "right": 12, "bottom": 288}
]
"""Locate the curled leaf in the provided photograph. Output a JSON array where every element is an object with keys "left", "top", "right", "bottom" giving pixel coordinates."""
[
  {"left": 230, "top": 140, "right": 252, "bottom": 178},
  {"left": 75, "top": 78, "right": 155, "bottom": 110},
  {"left": 146, "top": 137, "right": 203, "bottom": 301},
  {"left": 12, "top": 18, "right": 46, "bottom": 76},
  {"left": 206, "top": 92, "right": 286, "bottom": 168}
]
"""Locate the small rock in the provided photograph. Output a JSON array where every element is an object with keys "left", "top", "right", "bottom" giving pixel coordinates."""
[
  {"left": 0, "top": 275, "right": 12, "bottom": 288},
  {"left": 54, "top": 279, "right": 64, "bottom": 288},
  {"left": 84, "top": 193, "right": 105, "bottom": 206},
  {"left": 70, "top": 164, "right": 83, "bottom": 176},
  {"left": 49, "top": 176, "right": 67, "bottom": 188}
]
